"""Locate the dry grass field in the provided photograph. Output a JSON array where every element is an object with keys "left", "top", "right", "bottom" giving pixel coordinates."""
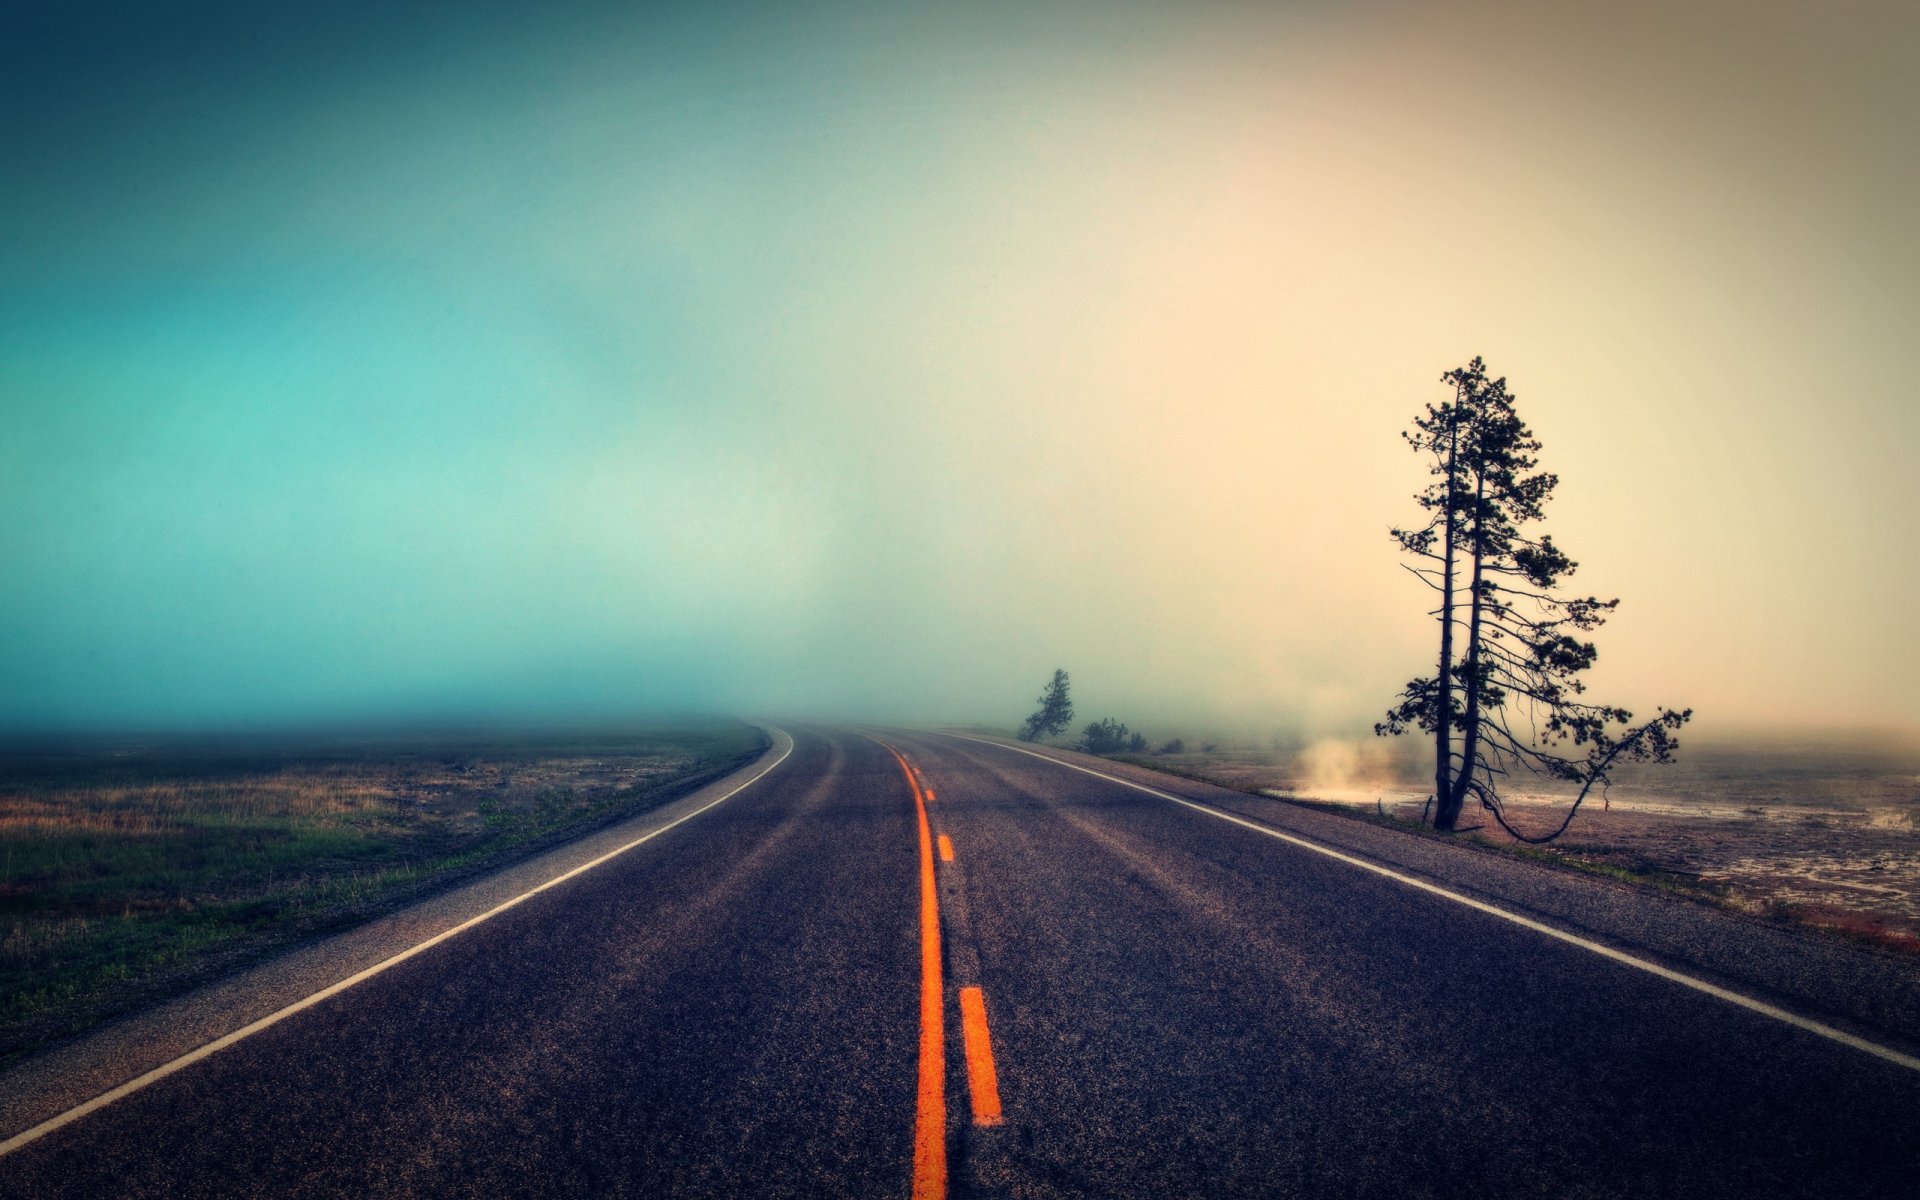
[{"left": 0, "top": 721, "right": 765, "bottom": 1063}]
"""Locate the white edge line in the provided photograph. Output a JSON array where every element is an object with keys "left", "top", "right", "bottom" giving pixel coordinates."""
[
  {"left": 0, "top": 727, "right": 796, "bottom": 1159},
  {"left": 948, "top": 733, "right": 1920, "bottom": 1074}
]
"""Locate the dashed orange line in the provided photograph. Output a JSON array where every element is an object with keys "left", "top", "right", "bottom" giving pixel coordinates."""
[
  {"left": 958, "top": 987, "right": 1004, "bottom": 1127},
  {"left": 886, "top": 745, "right": 946, "bottom": 1200},
  {"left": 937, "top": 834, "right": 954, "bottom": 862}
]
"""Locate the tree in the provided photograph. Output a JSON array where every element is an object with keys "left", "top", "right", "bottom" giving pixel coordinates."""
[
  {"left": 1078, "top": 718, "right": 1132, "bottom": 755},
  {"left": 1376, "top": 357, "right": 1691, "bottom": 841},
  {"left": 1020, "top": 669, "right": 1074, "bottom": 742}
]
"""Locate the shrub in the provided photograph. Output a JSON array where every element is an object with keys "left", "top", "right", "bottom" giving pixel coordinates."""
[{"left": 1079, "top": 719, "right": 1132, "bottom": 755}]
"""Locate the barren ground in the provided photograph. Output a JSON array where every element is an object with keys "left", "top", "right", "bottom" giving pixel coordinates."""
[{"left": 1126, "top": 731, "right": 1920, "bottom": 952}]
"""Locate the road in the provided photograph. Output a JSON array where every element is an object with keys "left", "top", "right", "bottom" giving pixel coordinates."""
[{"left": 4, "top": 726, "right": 1919, "bottom": 1198}]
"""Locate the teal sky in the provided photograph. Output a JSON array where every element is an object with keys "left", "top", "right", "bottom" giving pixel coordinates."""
[{"left": 4, "top": 1, "right": 1917, "bottom": 734}]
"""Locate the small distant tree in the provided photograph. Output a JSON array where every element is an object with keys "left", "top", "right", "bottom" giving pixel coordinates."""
[
  {"left": 1127, "top": 732, "right": 1149, "bottom": 753},
  {"left": 1157, "top": 738, "right": 1185, "bottom": 755},
  {"left": 1079, "top": 718, "right": 1132, "bottom": 755},
  {"left": 1020, "top": 669, "right": 1075, "bottom": 742},
  {"left": 1376, "top": 357, "right": 1691, "bottom": 841}
]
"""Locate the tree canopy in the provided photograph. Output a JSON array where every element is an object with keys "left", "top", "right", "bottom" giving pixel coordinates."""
[{"left": 1020, "top": 669, "right": 1075, "bottom": 742}]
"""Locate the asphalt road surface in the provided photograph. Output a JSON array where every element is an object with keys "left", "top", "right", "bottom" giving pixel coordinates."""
[{"left": 5, "top": 726, "right": 1919, "bottom": 1198}]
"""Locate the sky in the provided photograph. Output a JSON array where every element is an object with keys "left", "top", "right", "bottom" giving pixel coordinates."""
[{"left": 2, "top": 0, "right": 1915, "bottom": 737}]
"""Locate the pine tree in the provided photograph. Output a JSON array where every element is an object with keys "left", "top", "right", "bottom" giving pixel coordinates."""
[
  {"left": 1020, "top": 669, "right": 1074, "bottom": 742},
  {"left": 1376, "top": 358, "right": 1690, "bottom": 840}
]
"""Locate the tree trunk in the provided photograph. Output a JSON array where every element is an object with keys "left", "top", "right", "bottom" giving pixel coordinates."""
[
  {"left": 1432, "top": 402, "right": 1461, "bottom": 828},
  {"left": 1436, "top": 472, "right": 1489, "bottom": 829},
  {"left": 1438, "top": 471, "right": 1489, "bottom": 831}
]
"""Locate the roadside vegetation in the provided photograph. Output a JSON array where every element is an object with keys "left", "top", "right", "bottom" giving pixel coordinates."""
[
  {"left": 1019, "top": 670, "right": 1075, "bottom": 742},
  {"left": 1077, "top": 719, "right": 1147, "bottom": 754},
  {"left": 0, "top": 720, "right": 765, "bottom": 1063},
  {"left": 1018, "top": 669, "right": 1193, "bottom": 759}
]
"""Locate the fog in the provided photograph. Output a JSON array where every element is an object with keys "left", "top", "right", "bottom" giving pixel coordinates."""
[{"left": 3, "top": 1, "right": 1915, "bottom": 737}]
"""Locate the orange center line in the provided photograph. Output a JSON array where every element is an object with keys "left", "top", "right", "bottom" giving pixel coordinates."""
[
  {"left": 885, "top": 744, "right": 947, "bottom": 1200},
  {"left": 958, "top": 987, "right": 1004, "bottom": 1127},
  {"left": 937, "top": 834, "right": 954, "bottom": 862}
]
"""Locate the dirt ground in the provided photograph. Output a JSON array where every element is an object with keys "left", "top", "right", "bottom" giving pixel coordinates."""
[{"left": 1135, "top": 730, "right": 1920, "bottom": 952}]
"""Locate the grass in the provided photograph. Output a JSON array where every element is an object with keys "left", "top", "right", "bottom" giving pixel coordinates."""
[
  {"left": 0, "top": 720, "right": 767, "bottom": 1065},
  {"left": 1465, "top": 836, "right": 1721, "bottom": 899}
]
